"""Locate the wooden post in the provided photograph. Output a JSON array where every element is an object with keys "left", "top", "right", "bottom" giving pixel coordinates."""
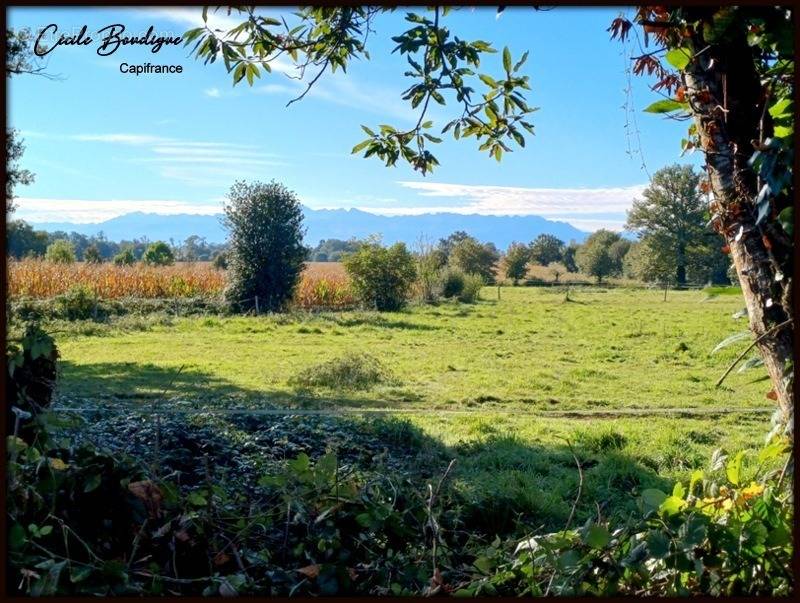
[
  {"left": 497, "top": 285, "right": 501, "bottom": 301},
  {"left": 254, "top": 295, "right": 260, "bottom": 315},
  {"left": 663, "top": 282, "right": 668, "bottom": 302}
]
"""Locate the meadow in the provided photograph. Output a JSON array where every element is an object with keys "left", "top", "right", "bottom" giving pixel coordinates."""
[{"left": 49, "top": 285, "right": 771, "bottom": 531}]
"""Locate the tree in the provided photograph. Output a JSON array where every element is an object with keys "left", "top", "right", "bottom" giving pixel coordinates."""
[
  {"left": 575, "top": 230, "right": 622, "bottom": 284},
  {"left": 45, "top": 239, "right": 76, "bottom": 264},
  {"left": 7, "top": 220, "right": 48, "bottom": 258},
  {"left": 529, "top": 234, "right": 564, "bottom": 266},
  {"left": 562, "top": 243, "right": 580, "bottom": 273},
  {"left": 504, "top": 242, "right": 530, "bottom": 285},
  {"left": 625, "top": 165, "right": 707, "bottom": 286},
  {"left": 6, "top": 28, "right": 50, "bottom": 213},
  {"left": 113, "top": 248, "right": 136, "bottom": 266},
  {"left": 83, "top": 244, "right": 103, "bottom": 264},
  {"left": 624, "top": 240, "right": 673, "bottom": 285},
  {"left": 6, "top": 129, "right": 34, "bottom": 213},
  {"left": 342, "top": 240, "right": 417, "bottom": 311},
  {"left": 608, "top": 239, "right": 631, "bottom": 275},
  {"left": 437, "top": 231, "right": 471, "bottom": 260},
  {"left": 608, "top": 7, "right": 793, "bottom": 420},
  {"left": 449, "top": 237, "right": 500, "bottom": 283},
  {"left": 142, "top": 241, "right": 175, "bottom": 266},
  {"left": 192, "top": 6, "right": 793, "bottom": 420},
  {"left": 223, "top": 180, "right": 307, "bottom": 312}
]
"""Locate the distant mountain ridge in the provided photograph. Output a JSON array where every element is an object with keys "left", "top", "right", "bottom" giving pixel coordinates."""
[{"left": 30, "top": 206, "right": 588, "bottom": 248}]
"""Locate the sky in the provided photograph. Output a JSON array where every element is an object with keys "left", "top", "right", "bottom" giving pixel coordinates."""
[{"left": 7, "top": 6, "right": 702, "bottom": 232}]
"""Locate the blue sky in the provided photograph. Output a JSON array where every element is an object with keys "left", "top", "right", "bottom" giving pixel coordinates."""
[{"left": 8, "top": 6, "right": 701, "bottom": 231}]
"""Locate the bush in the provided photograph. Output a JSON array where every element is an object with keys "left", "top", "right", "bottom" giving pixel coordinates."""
[
  {"left": 291, "top": 352, "right": 394, "bottom": 390},
  {"left": 113, "top": 247, "right": 136, "bottom": 266},
  {"left": 223, "top": 180, "right": 307, "bottom": 313},
  {"left": 83, "top": 244, "right": 103, "bottom": 264},
  {"left": 458, "top": 273, "right": 484, "bottom": 303},
  {"left": 440, "top": 267, "right": 466, "bottom": 299},
  {"left": 142, "top": 241, "right": 175, "bottom": 266},
  {"left": 462, "top": 441, "right": 793, "bottom": 596},
  {"left": 212, "top": 251, "right": 228, "bottom": 270},
  {"left": 45, "top": 239, "right": 76, "bottom": 264},
  {"left": 342, "top": 240, "right": 417, "bottom": 311},
  {"left": 54, "top": 284, "right": 98, "bottom": 320}
]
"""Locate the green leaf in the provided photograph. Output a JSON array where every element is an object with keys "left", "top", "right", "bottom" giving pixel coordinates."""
[
  {"left": 84, "top": 473, "right": 102, "bottom": 493},
  {"left": 584, "top": 524, "right": 611, "bottom": 549},
  {"left": 9, "top": 523, "right": 26, "bottom": 550},
  {"left": 70, "top": 566, "right": 93, "bottom": 584},
  {"left": 646, "top": 530, "right": 671, "bottom": 559},
  {"left": 641, "top": 488, "right": 668, "bottom": 510},
  {"left": 643, "top": 99, "right": 685, "bottom": 114},
  {"left": 778, "top": 207, "right": 793, "bottom": 236},
  {"left": 672, "top": 481, "right": 686, "bottom": 499},
  {"left": 665, "top": 47, "right": 692, "bottom": 70},
  {"left": 768, "top": 98, "right": 793, "bottom": 119},
  {"left": 726, "top": 450, "right": 745, "bottom": 486},
  {"left": 473, "top": 556, "right": 493, "bottom": 574},
  {"left": 503, "top": 46, "right": 512, "bottom": 73},
  {"left": 478, "top": 73, "right": 498, "bottom": 88},
  {"left": 187, "top": 491, "right": 207, "bottom": 506},
  {"left": 659, "top": 495, "right": 686, "bottom": 516},
  {"left": 773, "top": 125, "right": 793, "bottom": 138},
  {"left": 351, "top": 140, "right": 372, "bottom": 154},
  {"left": 759, "top": 439, "right": 789, "bottom": 463},
  {"left": 711, "top": 331, "right": 750, "bottom": 354}
]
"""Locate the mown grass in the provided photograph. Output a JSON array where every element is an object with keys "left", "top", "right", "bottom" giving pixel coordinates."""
[
  {"left": 55, "top": 286, "right": 765, "bottom": 411},
  {"left": 50, "top": 285, "right": 772, "bottom": 532}
]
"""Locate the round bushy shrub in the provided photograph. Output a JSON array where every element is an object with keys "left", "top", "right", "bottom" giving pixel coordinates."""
[
  {"left": 113, "top": 247, "right": 136, "bottom": 266},
  {"left": 45, "top": 239, "right": 76, "bottom": 264},
  {"left": 142, "top": 241, "right": 175, "bottom": 266},
  {"left": 223, "top": 180, "right": 307, "bottom": 313},
  {"left": 55, "top": 284, "right": 97, "bottom": 320},
  {"left": 343, "top": 240, "right": 417, "bottom": 311},
  {"left": 440, "top": 267, "right": 466, "bottom": 299},
  {"left": 458, "top": 273, "right": 484, "bottom": 303}
]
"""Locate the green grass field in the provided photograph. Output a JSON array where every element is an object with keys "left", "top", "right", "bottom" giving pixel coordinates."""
[{"left": 52, "top": 286, "right": 774, "bottom": 531}]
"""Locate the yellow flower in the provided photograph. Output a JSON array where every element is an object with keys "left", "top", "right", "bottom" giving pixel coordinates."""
[
  {"left": 49, "top": 458, "right": 68, "bottom": 471},
  {"left": 740, "top": 482, "right": 765, "bottom": 501}
]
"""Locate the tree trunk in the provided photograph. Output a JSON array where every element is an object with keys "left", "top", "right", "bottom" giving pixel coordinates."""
[
  {"left": 683, "top": 28, "right": 793, "bottom": 421},
  {"left": 676, "top": 243, "right": 687, "bottom": 286}
]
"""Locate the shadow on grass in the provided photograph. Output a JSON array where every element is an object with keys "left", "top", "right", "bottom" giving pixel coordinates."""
[{"left": 58, "top": 361, "right": 672, "bottom": 536}]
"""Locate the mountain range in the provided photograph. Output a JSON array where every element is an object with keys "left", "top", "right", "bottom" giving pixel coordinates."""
[{"left": 30, "top": 206, "right": 588, "bottom": 248}]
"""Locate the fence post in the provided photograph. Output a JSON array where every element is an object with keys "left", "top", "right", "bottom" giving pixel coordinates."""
[
  {"left": 255, "top": 295, "right": 260, "bottom": 315},
  {"left": 497, "top": 285, "right": 501, "bottom": 301}
]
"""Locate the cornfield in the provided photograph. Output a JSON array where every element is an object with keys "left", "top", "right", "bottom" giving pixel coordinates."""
[
  {"left": 7, "top": 259, "right": 227, "bottom": 299},
  {"left": 7, "top": 259, "right": 355, "bottom": 308}
]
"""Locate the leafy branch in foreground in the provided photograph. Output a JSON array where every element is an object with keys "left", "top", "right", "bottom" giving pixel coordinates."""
[{"left": 185, "top": 6, "right": 536, "bottom": 174}]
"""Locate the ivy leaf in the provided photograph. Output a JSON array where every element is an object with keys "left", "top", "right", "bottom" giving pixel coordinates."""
[
  {"left": 644, "top": 99, "right": 686, "bottom": 114},
  {"left": 665, "top": 47, "right": 692, "bottom": 70}
]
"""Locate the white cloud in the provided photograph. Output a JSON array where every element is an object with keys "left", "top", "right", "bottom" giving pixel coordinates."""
[
  {"left": 204, "top": 87, "right": 221, "bottom": 98},
  {"left": 72, "top": 133, "right": 170, "bottom": 145},
  {"left": 15, "top": 197, "right": 222, "bottom": 223},
  {"left": 392, "top": 181, "right": 645, "bottom": 216},
  {"left": 55, "top": 132, "right": 288, "bottom": 184}
]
